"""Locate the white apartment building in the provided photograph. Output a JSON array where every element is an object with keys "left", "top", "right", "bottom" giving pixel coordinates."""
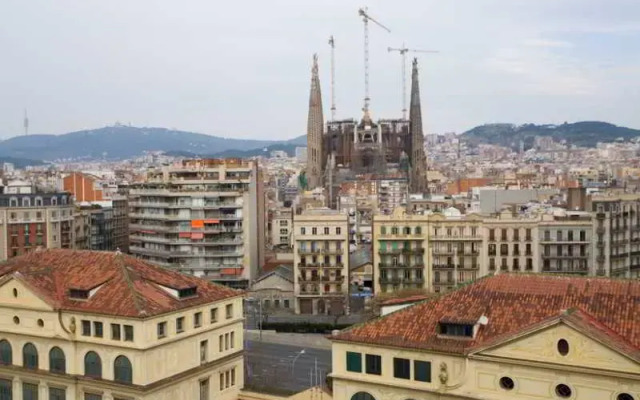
[
  {"left": 293, "top": 209, "right": 349, "bottom": 315},
  {"left": 129, "top": 159, "right": 264, "bottom": 289}
]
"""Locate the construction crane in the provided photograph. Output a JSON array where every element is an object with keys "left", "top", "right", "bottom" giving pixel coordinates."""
[
  {"left": 328, "top": 35, "right": 336, "bottom": 121},
  {"left": 387, "top": 44, "right": 438, "bottom": 119},
  {"left": 358, "top": 7, "right": 390, "bottom": 115}
]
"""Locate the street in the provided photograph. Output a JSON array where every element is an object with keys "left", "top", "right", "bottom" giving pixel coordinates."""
[{"left": 245, "top": 339, "right": 331, "bottom": 394}]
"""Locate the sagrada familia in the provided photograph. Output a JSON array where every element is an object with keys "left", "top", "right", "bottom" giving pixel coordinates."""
[{"left": 305, "top": 54, "right": 428, "bottom": 198}]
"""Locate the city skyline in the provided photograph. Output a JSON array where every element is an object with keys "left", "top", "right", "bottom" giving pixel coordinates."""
[{"left": 1, "top": 0, "right": 639, "bottom": 140}]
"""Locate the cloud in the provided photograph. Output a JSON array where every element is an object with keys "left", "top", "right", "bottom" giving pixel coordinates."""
[{"left": 524, "top": 39, "right": 574, "bottom": 48}]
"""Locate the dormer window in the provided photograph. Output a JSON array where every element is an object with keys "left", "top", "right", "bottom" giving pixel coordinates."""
[
  {"left": 178, "top": 287, "right": 197, "bottom": 299},
  {"left": 69, "top": 289, "right": 90, "bottom": 300},
  {"left": 438, "top": 323, "right": 474, "bottom": 337}
]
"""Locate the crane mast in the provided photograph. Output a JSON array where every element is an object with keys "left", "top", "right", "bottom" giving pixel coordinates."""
[
  {"left": 358, "top": 8, "right": 390, "bottom": 116},
  {"left": 329, "top": 35, "right": 336, "bottom": 121},
  {"left": 387, "top": 45, "right": 438, "bottom": 119}
]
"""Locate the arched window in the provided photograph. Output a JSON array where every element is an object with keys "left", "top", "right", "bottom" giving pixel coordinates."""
[
  {"left": 84, "top": 351, "right": 102, "bottom": 378},
  {"left": 61, "top": 196, "right": 67, "bottom": 205},
  {"left": 114, "top": 355, "right": 132, "bottom": 384},
  {"left": 351, "top": 393, "right": 376, "bottom": 400},
  {"left": 22, "top": 197, "right": 30, "bottom": 207},
  {"left": 9, "top": 197, "right": 17, "bottom": 207},
  {"left": 51, "top": 197, "right": 58, "bottom": 206},
  {"left": 34, "top": 197, "right": 43, "bottom": 207},
  {"left": 22, "top": 343, "right": 38, "bottom": 369},
  {"left": 0, "top": 340, "right": 12, "bottom": 365},
  {"left": 49, "top": 347, "right": 66, "bottom": 373}
]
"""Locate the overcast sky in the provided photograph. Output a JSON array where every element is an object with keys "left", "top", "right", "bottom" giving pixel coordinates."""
[{"left": 1, "top": 0, "right": 639, "bottom": 140}]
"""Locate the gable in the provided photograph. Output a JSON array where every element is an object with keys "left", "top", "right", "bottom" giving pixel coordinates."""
[
  {"left": 252, "top": 274, "right": 293, "bottom": 291},
  {"left": 477, "top": 322, "right": 640, "bottom": 374},
  {"left": 0, "top": 277, "right": 54, "bottom": 311}
]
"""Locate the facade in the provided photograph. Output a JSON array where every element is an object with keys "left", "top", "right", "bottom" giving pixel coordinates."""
[
  {"left": 129, "top": 159, "right": 265, "bottom": 289},
  {"left": 305, "top": 56, "right": 427, "bottom": 193},
  {"left": 112, "top": 197, "right": 130, "bottom": 253},
  {"left": 539, "top": 211, "right": 593, "bottom": 276},
  {"left": 587, "top": 194, "right": 640, "bottom": 278},
  {"left": 270, "top": 207, "right": 293, "bottom": 248},
  {"left": 63, "top": 172, "right": 104, "bottom": 202},
  {"left": 248, "top": 266, "right": 294, "bottom": 313},
  {"left": 293, "top": 209, "right": 349, "bottom": 315},
  {"left": 0, "top": 249, "right": 243, "bottom": 400},
  {"left": 0, "top": 192, "right": 74, "bottom": 261},
  {"left": 330, "top": 274, "right": 640, "bottom": 400},
  {"left": 483, "top": 211, "right": 539, "bottom": 275}
]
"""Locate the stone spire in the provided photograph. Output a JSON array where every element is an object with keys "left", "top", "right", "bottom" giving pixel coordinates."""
[
  {"left": 409, "top": 58, "right": 427, "bottom": 193},
  {"left": 306, "top": 54, "right": 325, "bottom": 190}
]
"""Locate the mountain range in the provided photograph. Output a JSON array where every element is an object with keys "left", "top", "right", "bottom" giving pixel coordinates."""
[{"left": 0, "top": 121, "right": 637, "bottom": 164}]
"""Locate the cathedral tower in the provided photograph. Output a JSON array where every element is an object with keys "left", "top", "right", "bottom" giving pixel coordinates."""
[
  {"left": 306, "top": 54, "right": 325, "bottom": 189},
  {"left": 409, "top": 58, "right": 427, "bottom": 193}
]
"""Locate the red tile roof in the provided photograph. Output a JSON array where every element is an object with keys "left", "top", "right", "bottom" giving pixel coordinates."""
[
  {"left": 332, "top": 274, "right": 640, "bottom": 358},
  {"left": 0, "top": 249, "right": 241, "bottom": 318},
  {"left": 380, "top": 295, "right": 431, "bottom": 307}
]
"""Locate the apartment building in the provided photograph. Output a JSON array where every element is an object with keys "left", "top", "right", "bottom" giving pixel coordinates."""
[
  {"left": 293, "top": 209, "right": 349, "bottom": 315},
  {"left": 483, "top": 210, "right": 539, "bottom": 275},
  {"left": 329, "top": 274, "right": 640, "bottom": 400},
  {"left": 539, "top": 211, "right": 593, "bottom": 276},
  {"left": 587, "top": 194, "right": 640, "bottom": 278},
  {"left": 0, "top": 191, "right": 75, "bottom": 261},
  {"left": 0, "top": 249, "right": 243, "bottom": 400},
  {"left": 373, "top": 207, "right": 483, "bottom": 294},
  {"left": 270, "top": 207, "right": 293, "bottom": 247},
  {"left": 129, "top": 159, "right": 264, "bottom": 289}
]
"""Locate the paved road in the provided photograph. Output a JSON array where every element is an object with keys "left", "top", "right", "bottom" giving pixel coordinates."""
[{"left": 245, "top": 339, "right": 331, "bottom": 394}]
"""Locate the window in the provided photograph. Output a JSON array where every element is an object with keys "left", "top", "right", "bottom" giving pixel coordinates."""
[
  {"left": 200, "top": 340, "right": 208, "bottom": 363},
  {"left": 49, "top": 347, "right": 66, "bottom": 373},
  {"left": 393, "top": 358, "right": 410, "bottom": 379},
  {"left": 124, "top": 325, "right": 134, "bottom": 341},
  {"left": 200, "top": 378, "right": 210, "bottom": 400},
  {"left": 93, "top": 321, "right": 103, "bottom": 338},
  {"left": 324, "top": 227, "right": 329, "bottom": 234},
  {"left": 365, "top": 354, "right": 381, "bottom": 375},
  {"left": 350, "top": 392, "right": 376, "bottom": 400},
  {"left": 580, "top": 230, "right": 586, "bottom": 241},
  {"left": 231, "top": 368, "right": 236, "bottom": 386},
  {"left": 230, "top": 331, "right": 235, "bottom": 349},
  {"left": 284, "top": 299, "right": 290, "bottom": 308},
  {"left": 49, "top": 387, "right": 66, "bottom": 400},
  {"left": 414, "top": 360, "right": 431, "bottom": 382},
  {"left": 346, "top": 351, "right": 362, "bottom": 372},
  {"left": 499, "top": 376, "right": 515, "bottom": 390},
  {"left": 301, "top": 227, "right": 306, "bottom": 235},
  {"left": 176, "top": 317, "right": 185, "bottom": 333},
  {"left": 111, "top": 324, "right": 121, "bottom": 340},
  {"left": 336, "top": 227, "right": 341, "bottom": 235},
  {"left": 211, "top": 307, "right": 218, "bottom": 323},
  {"left": 82, "top": 320, "right": 91, "bottom": 336},
  {"left": 0, "top": 379, "right": 11, "bottom": 400},
  {"left": 555, "top": 384, "right": 572, "bottom": 398},
  {"left": 224, "top": 333, "right": 230, "bottom": 350},
  {"left": 157, "top": 322, "right": 167, "bottom": 339},
  {"left": 114, "top": 355, "right": 132, "bottom": 384},
  {"left": 0, "top": 340, "right": 11, "bottom": 365},
  {"left": 23, "top": 343, "right": 38, "bottom": 369},
  {"left": 557, "top": 339, "right": 569, "bottom": 356},
  {"left": 381, "top": 226, "right": 386, "bottom": 235},
  {"left": 226, "top": 304, "right": 233, "bottom": 319},
  {"left": 312, "top": 227, "right": 317, "bottom": 235},
  {"left": 219, "top": 373, "right": 225, "bottom": 391},
  {"left": 618, "top": 394, "right": 635, "bottom": 400},
  {"left": 439, "top": 323, "right": 473, "bottom": 337},
  {"left": 22, "top": 383, "right": 38, "bottom": 400},
  {"left": 84, "top": 351, "right": 102, "bottom": 378},
  {"left": 219, "top": 335, "right": 224, "bottom": 352}
]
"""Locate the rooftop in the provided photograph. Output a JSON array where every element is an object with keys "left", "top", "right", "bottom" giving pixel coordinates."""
[
  {"left": 0, "top": 249, "right": 241, "bottom": 318},
  {"left": 332, "top": 274, "right": 640, "bottom": 359}
]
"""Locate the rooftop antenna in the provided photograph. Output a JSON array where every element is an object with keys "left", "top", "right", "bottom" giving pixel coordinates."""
[
  {"left": 328, "top": 35, "right": 337, "bottom": 121},
  {"left": 358, "top": 7, "right": 390, "bottom": 116},
  {"left": 23, "top": 108, "right": 29, "bottom": 136},
  {"left": 387, "top": 44, "right": 438, "bottom": 119}
]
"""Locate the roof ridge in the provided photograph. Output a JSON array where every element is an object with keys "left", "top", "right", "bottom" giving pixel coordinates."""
[{"left": 116, "top": 253, "right": 147, "bottom": 316}]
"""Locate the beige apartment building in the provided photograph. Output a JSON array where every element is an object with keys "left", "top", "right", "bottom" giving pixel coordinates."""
[
  {"left": 270, "top": 207, "right": 293, "bottom": 248},
  {"left": 538, "top": 211, "right": 593, "bottom": 276},
  {"left": 0, "top": 249, "right": 244, "bottom": 400},
  {"left": 129, "top": 159, "right": 264, "bottom": 289},
  {"left": 373, "top": 207, "right": 484, "bottom": 294},
  {"left": 330, "top": 274, "right": 640, "bottom": 400},
  {"left": 483, "top": 210, "right": 539, "bottom": 275},
  {"left": 0, "top": 191, "right": 75, "bottom": 261},
  {"left": 293, "top": 209, "right": 349, "bottom": 315}
]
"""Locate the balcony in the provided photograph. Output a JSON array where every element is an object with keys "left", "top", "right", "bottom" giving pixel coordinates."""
[
  {"left": 323, "top": 248, "right": 344, "bottom": 255},
  {"left": 298, "top": 276, "right": 320, "bottom": 283},
  {"left": 596, "top": 255, "right": 605, "bottom": 263},
  {"left": 379, "top": 277, "right": 402, "bottom": 284},
  {"left": 542, "top": 266, "right": 588, "bottom": 274},
  {"left": 542, "top": 254, "right": 589, "bottom": 259},
  {"left": 298, "top": 248, "right": 323, "bottom": 255},
  {"left": 321, "top": 275, "right": 345, "bottom": 283}
]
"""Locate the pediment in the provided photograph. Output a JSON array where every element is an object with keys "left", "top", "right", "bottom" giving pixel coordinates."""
[
  {"left": 0, "top": 275, "right": 54, "bottom": 311},
  {"left": 475, "top": 321, "right": 640, "bottom": 374}
]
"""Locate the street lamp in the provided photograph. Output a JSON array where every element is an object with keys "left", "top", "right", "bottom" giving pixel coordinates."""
[{"left": 291, "top": 349, "right": 306, "bottom": 374}]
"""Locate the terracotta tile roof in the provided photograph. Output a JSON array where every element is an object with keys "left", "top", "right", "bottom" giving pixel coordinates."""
[
  {"left": 380, "top": 294, "right": 431, "bottom": 307},
  {"left": 0, "top": 249, "right": 241, "bottom": 318},
  {"left": 332, "top": 274, "right": 640, "bottom": 357}
]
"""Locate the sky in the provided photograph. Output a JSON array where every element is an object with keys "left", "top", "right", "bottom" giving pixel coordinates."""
[{"left": 0, "top": 0, "right": 639, "bottom": 140}]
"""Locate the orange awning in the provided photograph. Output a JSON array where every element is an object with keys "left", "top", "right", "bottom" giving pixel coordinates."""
[{"left": 191, "top": 220, "right": 204, "bottom": 228}]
